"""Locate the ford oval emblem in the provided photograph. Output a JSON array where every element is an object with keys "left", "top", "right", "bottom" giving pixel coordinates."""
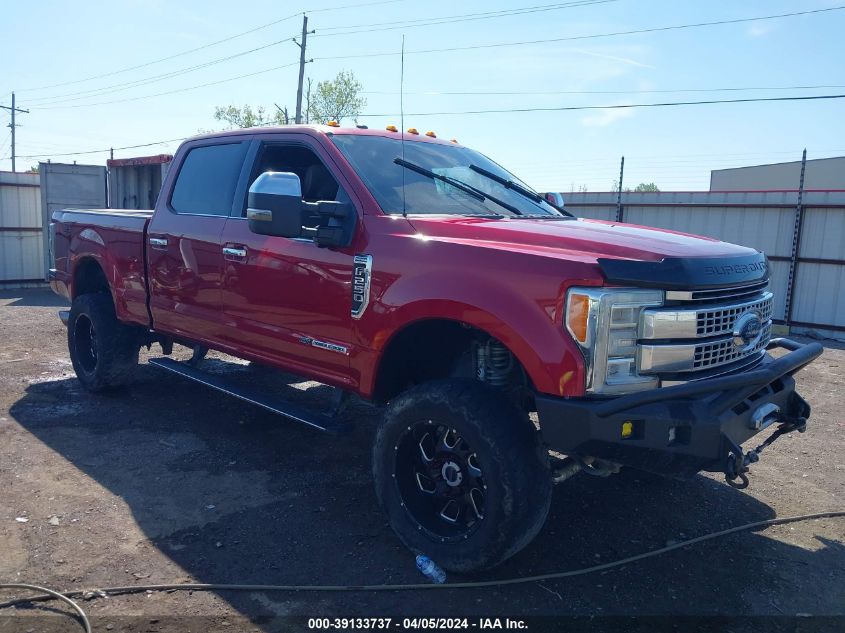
[{"left": 732, "top": 312, "right": 763, "bottom": 350}]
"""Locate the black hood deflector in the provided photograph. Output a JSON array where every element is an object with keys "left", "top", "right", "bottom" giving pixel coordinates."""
[{"left": 598, "top": 252, "right": 768, "bottom": 290}]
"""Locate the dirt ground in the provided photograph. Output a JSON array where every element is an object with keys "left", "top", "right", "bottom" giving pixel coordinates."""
[{"left": 0, "top": 288, "right": 842, "bottom": 632}]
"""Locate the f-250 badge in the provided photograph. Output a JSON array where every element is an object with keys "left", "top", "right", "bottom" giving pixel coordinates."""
[{"left": 351, "top": 254, "right": 373, "bottom": 319}]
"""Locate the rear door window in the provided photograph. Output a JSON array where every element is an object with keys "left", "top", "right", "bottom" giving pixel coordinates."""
[{"left": 170, "top": 142, "right": 248, "bottom": 216}]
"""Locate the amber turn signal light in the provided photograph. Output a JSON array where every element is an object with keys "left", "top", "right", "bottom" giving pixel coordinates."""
[{"left": 567, "top": 293, "right": 590, "bottom": 345}]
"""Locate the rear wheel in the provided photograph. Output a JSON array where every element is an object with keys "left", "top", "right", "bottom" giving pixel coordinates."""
[
  {"left": 373, "top": 380, "right": 551, "bottom": 572},
  {"left": 68, "top": 293, "right": 139, "bottom": 392}
]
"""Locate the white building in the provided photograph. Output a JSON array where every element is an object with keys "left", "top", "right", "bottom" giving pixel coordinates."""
[{"left": 710, "top": 156, "right": 845, "bottom": 191}]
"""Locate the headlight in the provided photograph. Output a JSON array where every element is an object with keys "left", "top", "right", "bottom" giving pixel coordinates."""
[{"left": 566, "top": 287, "right": 663, "bottom": 394}]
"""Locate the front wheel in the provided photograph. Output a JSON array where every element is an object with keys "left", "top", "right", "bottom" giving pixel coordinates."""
[
  {"left": 373, "top": 380, "right": 551, "bottom": 572},
  {"left": 67, "top": 293, "right": 139, "bottom": 392}
]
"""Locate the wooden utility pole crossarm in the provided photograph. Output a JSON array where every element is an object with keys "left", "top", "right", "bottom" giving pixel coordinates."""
[{"left": 1, "top": 92, "right": 29, "bottom": 172}]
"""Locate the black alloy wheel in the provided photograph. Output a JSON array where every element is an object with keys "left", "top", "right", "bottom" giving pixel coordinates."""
[
  {"left": 373, "top": 379, "right": 552, "bottom": 571},
  {"left": 395, "top": 420, "right": 487, "bottom": 540}
]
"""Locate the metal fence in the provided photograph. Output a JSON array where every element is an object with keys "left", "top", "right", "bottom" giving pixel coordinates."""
[
  {"left": 0, "top": 171, "right": 43, "bottom": 287},
  {"left": 562, "top": 189, "right": 845, "bottom": 340},
  {"left": 2, "top": 167, "right": 844, "bottom": 340}
]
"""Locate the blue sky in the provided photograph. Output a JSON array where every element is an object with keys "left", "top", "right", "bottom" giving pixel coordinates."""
[{"left": 1, "top": 0, "right": 843, "bottom": 191}]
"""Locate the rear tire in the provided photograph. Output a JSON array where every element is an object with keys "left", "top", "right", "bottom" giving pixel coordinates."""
[
  {"left": 373, "top": 379, "right": 551, "bottom": 572},
  {"left": 68, "top": 293, "right": 139, "bottom": 392}
]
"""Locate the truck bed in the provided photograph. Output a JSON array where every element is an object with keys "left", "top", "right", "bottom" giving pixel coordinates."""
[{"left": 50, "top": 208, "right": 153, "bottom": 327}]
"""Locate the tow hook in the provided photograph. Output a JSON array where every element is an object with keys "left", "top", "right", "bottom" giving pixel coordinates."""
[
  {"left": 724, "top": 418, "right": 807, "bottom": 489},
  {"left": 552, "top": 456, "right": 622, "bottom": 484}
]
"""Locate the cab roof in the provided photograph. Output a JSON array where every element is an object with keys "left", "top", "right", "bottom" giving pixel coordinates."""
[{"left": 187, "top": 124, "right": 459, "bottom": 146}]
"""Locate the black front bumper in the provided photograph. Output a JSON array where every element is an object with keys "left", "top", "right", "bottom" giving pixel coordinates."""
[{"left": 536, "top": 338, "right": 822, "bottom": 478}]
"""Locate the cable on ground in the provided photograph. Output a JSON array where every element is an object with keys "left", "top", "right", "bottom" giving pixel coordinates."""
[
  {"left": 0, "top": 583, "right": 91, "bottom": 633},
  {"left": 1, "top": 510, "right": 843, "bottom": 633}
]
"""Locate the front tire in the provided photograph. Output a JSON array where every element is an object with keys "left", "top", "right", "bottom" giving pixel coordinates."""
[
  {"left": 373, "top": 380, "right": 551, "bottom": 572},
  {"left": 67, "top": 293, "right": 139, "bottom": 392}
]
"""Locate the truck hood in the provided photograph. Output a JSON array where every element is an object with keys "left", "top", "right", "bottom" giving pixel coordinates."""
[{"left": 406, "top": 216, "right": 758, "bottom": 262}]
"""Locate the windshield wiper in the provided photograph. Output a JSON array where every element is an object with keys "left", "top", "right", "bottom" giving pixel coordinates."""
[
  {"left": 468, "top": 164, "right": 574, "bottom": 217},
  {"left": 394, "top": 158, "right": 525, "bottom": 216}
]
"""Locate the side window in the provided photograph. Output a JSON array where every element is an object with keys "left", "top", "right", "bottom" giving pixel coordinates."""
[
  {"left": 245, "top": 144, "right": 348, "bottom": 208},
  {"left": 242, "top": 144, "right": 352, "bottom": 237},
  {"left": 170, "top": 142, "right": 248, "bottom": 216}
]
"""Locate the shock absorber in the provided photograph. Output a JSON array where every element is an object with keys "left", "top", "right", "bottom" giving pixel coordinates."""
[{"left": 476, "top": 339, "right": 513, "bottom": 387}]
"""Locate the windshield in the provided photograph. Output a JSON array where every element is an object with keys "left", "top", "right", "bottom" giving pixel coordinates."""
[{"left": 330, "top": 134, "right": 563, "bottom": 217}]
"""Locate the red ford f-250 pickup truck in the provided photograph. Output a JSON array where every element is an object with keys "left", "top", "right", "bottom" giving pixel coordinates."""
[{"left": 50, "top": 125, "right": 822, "bottom": 571}]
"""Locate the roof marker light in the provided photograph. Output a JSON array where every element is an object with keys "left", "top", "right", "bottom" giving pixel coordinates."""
[
  {"left": 407, "top": 127, "right": 419, "bottom": 135},
  {"left": 425, "top": 131, "right": 436, "bottom": 138},
  {"left": 450, "top": 138, "right": 459, "bottom": 144},
  {"left": 327, "top": 120, "right": 340, "bottom": 127},
  {"left": 386, "top": 125, "right": 398, "bottom": 132}
]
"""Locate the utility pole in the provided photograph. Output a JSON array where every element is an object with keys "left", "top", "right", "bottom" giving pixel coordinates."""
[
  {"left": 1, "top": 92, "right": 29, "bottom": 172},
  {"left": 293, "top": 15, "right": 314, "bottom": 124}
]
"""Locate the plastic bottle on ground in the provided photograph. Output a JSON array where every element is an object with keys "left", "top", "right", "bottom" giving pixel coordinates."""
[{"left": 415, "top": 554, "right": 447, "bottom": 584}]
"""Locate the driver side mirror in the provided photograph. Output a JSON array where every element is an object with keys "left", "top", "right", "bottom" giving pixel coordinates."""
[
  {"left": 246, "top": 172, "right": 307, "bottom": 239},
  {"left": 544, "top": 191, "right": 565, "bottom": 211},
  {"left": 246, "top": 171, "right": 357, "bottom": 248}
]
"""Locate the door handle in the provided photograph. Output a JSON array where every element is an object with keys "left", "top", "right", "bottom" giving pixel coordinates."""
[
  {"left": 222, "top": 246, "right": 248, "bottom": 260},
  {"left": 149, "top": 237, "right": 168, "bottom": 249}
]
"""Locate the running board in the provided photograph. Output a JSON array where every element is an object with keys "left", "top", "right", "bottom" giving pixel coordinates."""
[{"left": 148, "top": 357, "right": 345, "bottom": 433}]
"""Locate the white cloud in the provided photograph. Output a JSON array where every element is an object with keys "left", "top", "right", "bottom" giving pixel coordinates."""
[
  {"left": 580, "top": 107, "right": 635, "bottom": 127},
  {"left": 747, "top": 22, "right": 775, "bottom": 37},
  {"left": 570, "top": 48, "right": 654, "bottom": 69}
]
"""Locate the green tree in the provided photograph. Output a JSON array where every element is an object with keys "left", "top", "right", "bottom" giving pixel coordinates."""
[
  {"left": 633, "top": 182, "right": 660, "bottom": 192},
  {"left": 213, "top": 104, "right": 288, "bottom": 129},
  {"left": 308, "top": 70, "right": 366, "bottom": 124}
]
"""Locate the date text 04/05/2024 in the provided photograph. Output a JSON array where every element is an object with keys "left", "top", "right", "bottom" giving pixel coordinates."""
[{"left": 307, "top": 618, "right": 528, "bottom": 630}]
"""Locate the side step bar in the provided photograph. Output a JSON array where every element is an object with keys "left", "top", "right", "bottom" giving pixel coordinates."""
[{"left": 148, "top": 357, "right": 346, "bottom": 434}]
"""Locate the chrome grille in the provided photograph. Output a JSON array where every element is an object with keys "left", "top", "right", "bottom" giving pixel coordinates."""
[
  {"left": 697, "top": 294, "right": 774, "bottom": 337},
  {"left": 665, "top": 280, "right": 770, "bottom": 303},
  {"left": 693, "top": 322, "right": 771, "bottom": 369},
  {"left": 638, "top": 285, "right": 773, "bottom": 377}
]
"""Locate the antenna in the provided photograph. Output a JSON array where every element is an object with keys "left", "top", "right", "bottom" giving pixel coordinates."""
[{"left": 400, "top": 35, "right": 407, "bottom": 217}]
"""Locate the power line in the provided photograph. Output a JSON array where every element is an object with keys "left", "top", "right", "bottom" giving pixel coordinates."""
[
  {"left": 362, "top": 84, "right": 845, "bottom": 96},
  {"left": 316, "top": 5, "right": 845, "bottom": 59},
  {"left": 359, "top": 93, "right": 845, "bottom": 117},
  {"left": 16, "top": 137, "right": 187, "bottom": 160},
  {"left": 24, "top": 2, "right": 615, "bottom": 107},
  {"left": 25, "top": 36, "right": 299, "bottom": 106},
  {"left": 21, "top": 0, "right": 617, "bottom": 106},
  {"left": 15, "top": 0, "right": 411, "bottom": 94},
  {"left": 16, "top": 3, "right": 836, "bottom": 112},
  {"left": 513, "top": 148, "right": 845, "bottom": 163},
  {"left": 0, "top": 131, "right": 12, "bottom": 158},
  {"left": 313, "top": 0, "right": 617, "bottom": 36},
  {"left": 28, "top": 62, "right": 300, "bottom": 110},
  {"left": 21, "top": 143, "right": 840, "bottom": 165}
]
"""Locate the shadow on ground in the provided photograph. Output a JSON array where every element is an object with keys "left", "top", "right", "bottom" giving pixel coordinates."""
[
  {"left": 8, "top": 362, "right": 844, "bottom": 630},
  {"left": 0, "top": 289, "right": 69, "bottom": 308}
]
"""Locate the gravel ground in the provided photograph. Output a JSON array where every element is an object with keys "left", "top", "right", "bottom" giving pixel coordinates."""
[{"left": 0, "top": 288, "right": 843, "bottom": 632}]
